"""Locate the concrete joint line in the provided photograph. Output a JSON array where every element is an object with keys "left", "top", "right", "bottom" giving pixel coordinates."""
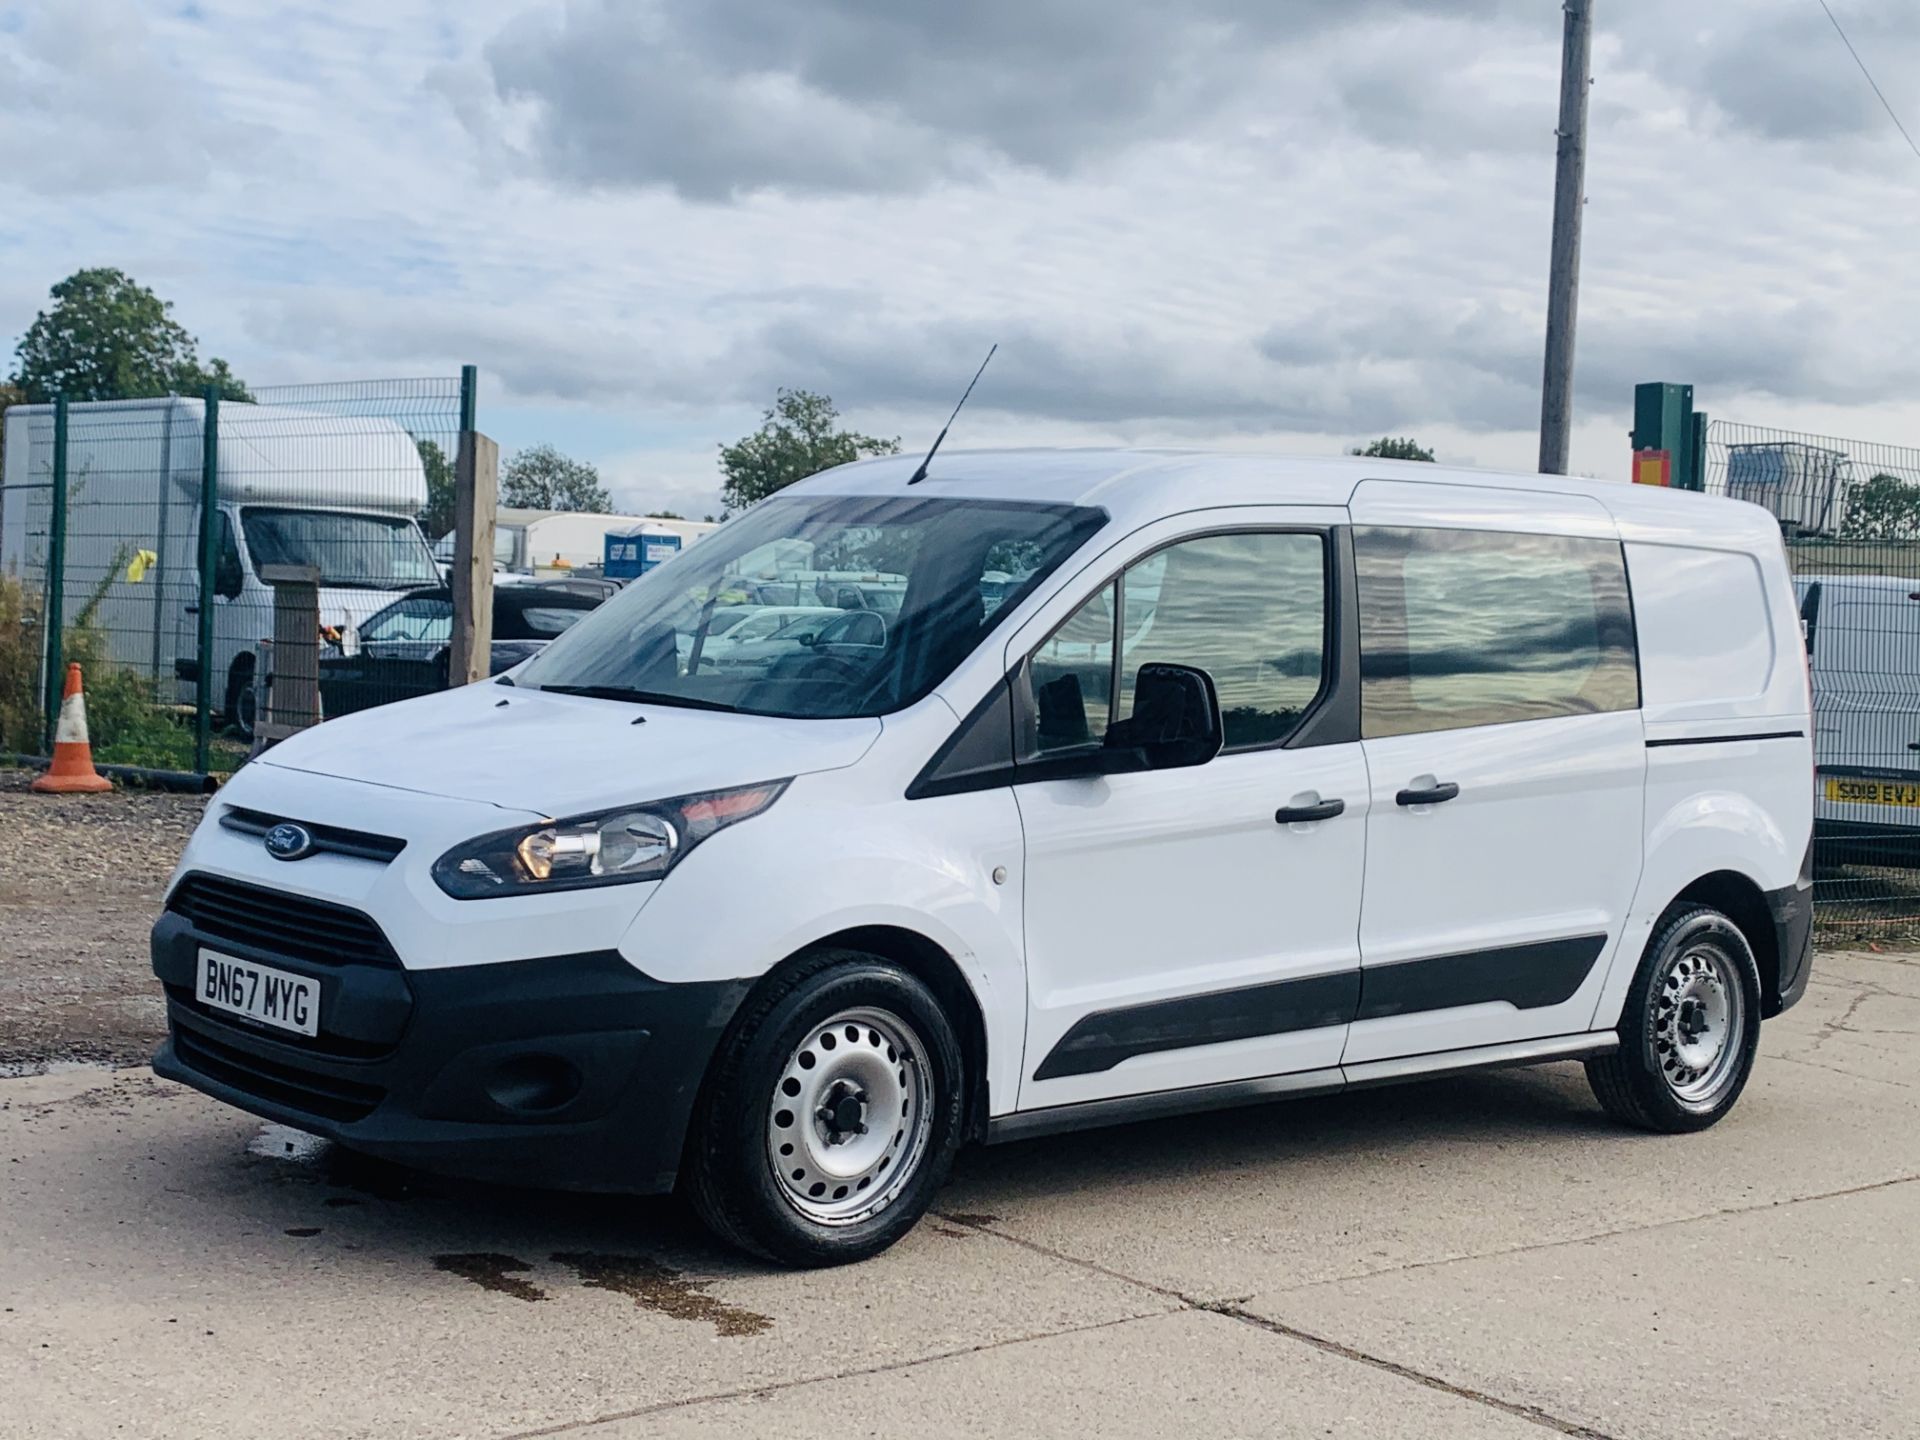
[
  {"left": 486, "top": 1312, "right": 1156, "bottom": 1440},
  {"left": 937, "top": 1213, "right": 1619, "bottom": 1440}
]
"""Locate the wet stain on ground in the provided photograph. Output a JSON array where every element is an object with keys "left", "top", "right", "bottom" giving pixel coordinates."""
[
  {"left": 248, "top": 1124, "right": 441, "bottom": 1202},
  {"left": 433, "top": 1253, "right": 548, "bottom": 1303},
  {"left": 927, "top": 1222, "right": 973, "bottom": 1239},
  {"left": 550, "top": 1252, "right": 772, "bottom": 1337},
  {"left": 284, "top": 1227, "right": 322, "bottom": 1238},
  {"left": 943, "top": 1212, "right": 1001, "bottom": 1228}
]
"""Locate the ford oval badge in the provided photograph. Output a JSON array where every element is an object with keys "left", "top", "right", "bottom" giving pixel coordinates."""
[{"left": 264, "top": 822, "right": 315, "bottom": 861}]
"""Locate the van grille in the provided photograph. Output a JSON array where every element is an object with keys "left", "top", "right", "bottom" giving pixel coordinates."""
[{"left": 167, "top": 874, "right": 399, "bottom": 969}]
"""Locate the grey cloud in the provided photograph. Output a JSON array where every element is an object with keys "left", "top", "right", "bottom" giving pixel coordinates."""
[
  {"left": 474, "top": 0, "right": 1531, "bottom": 199},
  {"left": 0, "top": 1, "right": 247, "bottom": 196}
]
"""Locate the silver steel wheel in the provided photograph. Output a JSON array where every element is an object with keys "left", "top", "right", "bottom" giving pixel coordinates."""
[
  {"left": 765, "top": 1007, "right": 934, "bottom": 1227},
  {"left": 1648, "top": 942, "right": 1747, "bottom": 1111}
]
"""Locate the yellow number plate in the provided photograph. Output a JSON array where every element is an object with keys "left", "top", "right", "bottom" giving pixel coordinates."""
[{"left": 1825, "top": 777, "right": 1920, "bottom": 807}]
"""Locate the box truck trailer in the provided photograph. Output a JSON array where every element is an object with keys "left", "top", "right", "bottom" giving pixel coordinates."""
[{"left": 0, "top": 397, "right": 438, "bottom": 736}]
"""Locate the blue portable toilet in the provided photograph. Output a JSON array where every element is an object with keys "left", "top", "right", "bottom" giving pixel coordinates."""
[{"left": 604, "top": 526, "right": 683, "bottom": 580}]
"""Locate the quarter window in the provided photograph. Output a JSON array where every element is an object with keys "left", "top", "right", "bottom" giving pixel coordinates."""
[
  {"left": 1355, "top": 526, "right": 1638, "bottom": 738},
  {"left": 1025, "top": 531, "right": 1329, "bottom": 757}
]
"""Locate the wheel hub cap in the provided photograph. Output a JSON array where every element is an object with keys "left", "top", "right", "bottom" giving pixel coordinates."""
[
  {"left": 766, "top": 1006, "right": 935, "bottom": 1226},
  {"left": 1650, "top": 943, "right": 1746, "bottom": 1109}
]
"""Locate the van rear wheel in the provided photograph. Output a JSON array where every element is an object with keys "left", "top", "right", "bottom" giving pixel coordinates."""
[
  {"left": 1586, "top": 904, "right": 1762, "bottom": 1132},
  {"left": 682, "top": 950, "right": 964, "bottom": 1266}
]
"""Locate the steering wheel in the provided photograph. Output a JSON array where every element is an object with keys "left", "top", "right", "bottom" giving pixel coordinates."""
[{"left": 767, "top": 652, "right": 865, "bottom": 684}]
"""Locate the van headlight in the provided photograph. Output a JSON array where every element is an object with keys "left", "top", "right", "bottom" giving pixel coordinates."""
[{"left": 431, "top": 779, "right": 789, "bottom": 899}]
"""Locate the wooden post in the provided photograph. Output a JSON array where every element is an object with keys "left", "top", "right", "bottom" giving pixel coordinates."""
[
  {"left": 252, "top": 563, "right": 322, "bottom": 755},
  {"left": 1537, "top": 0, "right": 1593, "bottom": 476},
  {"left": 449, "top": 430, "right": 498, "bottom": 686}
]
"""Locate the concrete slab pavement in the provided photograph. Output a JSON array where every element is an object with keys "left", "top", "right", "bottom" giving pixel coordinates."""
[{"left": 2, "top": 949, "right": 1915, "bottom": 1439}]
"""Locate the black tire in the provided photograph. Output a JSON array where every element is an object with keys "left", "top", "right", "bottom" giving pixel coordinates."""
[
  {"left": 224, "top": 656, "right": 256, "bottom": 741},
  {"left": 682, "top": 950, "right": 964, "bottom": 1267},
  {"left": 1586, "top": 904, "right": 1763, "bottom": 1133}
]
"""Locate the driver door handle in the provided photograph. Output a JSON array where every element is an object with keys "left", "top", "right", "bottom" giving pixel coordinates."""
[
  {"left": 1396, "top": 781, "right": 1461, "bottom": 806},
  {"left": 1274, "top": 798, "right": 1345, "bottom": 824}
]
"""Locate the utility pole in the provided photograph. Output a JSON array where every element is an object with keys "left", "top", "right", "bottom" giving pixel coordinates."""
[{"left": 1538, "top": 0, "right": 1593, "bottom": 476}]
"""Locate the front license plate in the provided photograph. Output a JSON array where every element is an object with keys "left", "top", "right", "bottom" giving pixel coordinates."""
[
  {"left": 195, "top": 948, "right": 319, "bottom": 1037},
  {"left": 1825, "top": 776, "right": 1920, "bottom": 808}
]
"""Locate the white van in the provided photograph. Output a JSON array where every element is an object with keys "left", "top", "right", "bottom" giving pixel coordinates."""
[
  {"left": 1796, "top": 574, "right": 1920, "bottom": 856},
  {"left": 150, "top": 451, "right": 1814, "bottom": 1265},
  {"left": 1, "top": 398, "right": 438, "bottom": 734}
]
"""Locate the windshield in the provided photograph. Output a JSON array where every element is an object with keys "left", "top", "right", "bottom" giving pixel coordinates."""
[
  {"left": 243, "top": 507, "right": 439, "bottom": 589},
  {"left": 515, "top": 494, "right": 1107, "bottom": 719}
]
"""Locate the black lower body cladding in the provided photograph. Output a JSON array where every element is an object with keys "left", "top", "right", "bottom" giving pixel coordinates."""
[
  {"left": 151, "top": 909, "right": 748, "bottom": 1194},
  {"left": 1766, "top": 848, "right": 1816, "bottom": 1015}
]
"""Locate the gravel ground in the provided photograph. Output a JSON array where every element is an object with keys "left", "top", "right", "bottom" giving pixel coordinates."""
[{"left": 0, "top": 767, "right": 209, "bottom": 1070}]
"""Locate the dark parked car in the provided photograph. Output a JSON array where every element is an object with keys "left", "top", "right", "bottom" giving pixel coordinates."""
[{"left": 318, "top": 583, "right": 602, "bottom": 716}]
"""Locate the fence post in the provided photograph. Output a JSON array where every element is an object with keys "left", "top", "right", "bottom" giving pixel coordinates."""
[
  {"left": 449, "top": 426, "right": 498, "bottom": 687},
  {"left": 458, "top": 363, "right": 477, "bottom": 436},
  {"left": 41, "top": 395, "right": 68, "bottom": 754},
  {"left": 194, "top": 388, "right": 220, "bottom": 775}
]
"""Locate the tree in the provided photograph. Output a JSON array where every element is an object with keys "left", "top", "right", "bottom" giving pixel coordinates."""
[
  {"left": 1351, "top": 436, "right": 1436, "bottom": 462},
  {"left": 644, "top": 509, "right": 686, "bottom": 520},
  {"left": 10, "top": 268, "right": 252, "bottom": 403},
  {"left": 501, "top": 443, "right": 612, "bottom": 512},
  {"left": 416, "top": 439, "right": 456, "bottom": 540},
  {"left": 1842, "top": 472, "right": 1920, "bottom": 540},
  {"left": 719, "top": 389, "right": 900, "bottom": 512}
]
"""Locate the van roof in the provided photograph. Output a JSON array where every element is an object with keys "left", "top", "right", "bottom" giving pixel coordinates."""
[{"left": 791, "top": 447, "right": 1782, "bottom": 547}]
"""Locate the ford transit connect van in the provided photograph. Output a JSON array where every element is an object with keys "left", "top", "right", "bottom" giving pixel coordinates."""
[{"left": 151, "top": 451, "right": 1815, "bottom": 1265}]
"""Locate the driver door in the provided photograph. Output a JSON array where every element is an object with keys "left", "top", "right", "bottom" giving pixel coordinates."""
[{"left": 1011, "top": 509, "right": 1369, "bottom": 1112}]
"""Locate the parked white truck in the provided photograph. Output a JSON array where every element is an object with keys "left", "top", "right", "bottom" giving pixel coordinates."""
[
  {"left": 0, "top": 397, "right": 438, "bottom": 735},
  {"left": 434, "top": 508, "right": 717, "bottom": 576}
]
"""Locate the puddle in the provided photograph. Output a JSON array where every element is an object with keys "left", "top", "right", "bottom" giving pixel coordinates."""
[
  {"left": 246, "top": 1123, "right": 439, "bottom": 1201},
  {"left": 434, "top": 1253, "right": 548, "bottom": 1303},
  {"left": 247, "top": 1123, "right": 331, "bottom": 1164},
  {"left": 0, "top": 1059, "right": 114, "bottom": 1080},
  {"left": 551, "top": 1253, "right": 772, "bottom": 1337}
]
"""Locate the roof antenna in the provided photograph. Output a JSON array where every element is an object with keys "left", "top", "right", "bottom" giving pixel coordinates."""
[{"left": 906, "top": 344, "right": 996, "bottom": 485}]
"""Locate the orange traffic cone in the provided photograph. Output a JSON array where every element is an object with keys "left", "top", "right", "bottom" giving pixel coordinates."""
[{"left": 32, "top": 664, "right": 113, "bottom": 794}]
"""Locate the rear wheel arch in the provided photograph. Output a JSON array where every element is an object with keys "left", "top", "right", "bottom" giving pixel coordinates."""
[{"left": 1669, "top": 870, "right": 1780, "bottom": 1014}]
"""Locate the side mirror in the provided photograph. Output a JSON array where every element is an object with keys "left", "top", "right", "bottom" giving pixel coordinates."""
[
  {"left": 796, "top": 630, "right": 820, "bottom": 647},
  {"left": 338, "top": 624, "right": 361, "bottom": 658},
  {"left": 1104, "top": 663, "right": 1223, "bottom": 770}
]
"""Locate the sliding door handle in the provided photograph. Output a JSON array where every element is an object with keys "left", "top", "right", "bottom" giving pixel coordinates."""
[
  {"left": 1396, "top": 781, "right": 1460, "bottom": 807},
  {"left": 1275, "top": 798, "right": 1345, "bottom": 824}
]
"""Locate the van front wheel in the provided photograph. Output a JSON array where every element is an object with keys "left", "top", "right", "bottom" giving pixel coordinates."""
[
  {"left": 1587, "top": 904, "right": 1762, "bottom": 1133},
  {"left": 683, "top": 951, "right": 964, "bottom": 1266}
]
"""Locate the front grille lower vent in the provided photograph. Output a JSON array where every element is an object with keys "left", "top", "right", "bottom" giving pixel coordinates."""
[{"left": 168, "top": 873, "right": 399, "bottom": 970}]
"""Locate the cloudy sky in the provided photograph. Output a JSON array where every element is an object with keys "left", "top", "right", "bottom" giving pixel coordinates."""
[{"left": 2, "top": 0, "right": 1916, "bottom": 516}]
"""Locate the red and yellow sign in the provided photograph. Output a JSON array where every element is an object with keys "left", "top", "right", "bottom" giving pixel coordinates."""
[{"left": 1633, "top": 449, "right": 1672, "bottom": 487}]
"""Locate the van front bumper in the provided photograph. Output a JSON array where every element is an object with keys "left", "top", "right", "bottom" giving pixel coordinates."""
[{"left": 151, "top": 911, "right": 748, "bottom": 1194}]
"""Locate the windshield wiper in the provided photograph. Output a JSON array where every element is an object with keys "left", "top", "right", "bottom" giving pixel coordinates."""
[{"left": 534, "top": 684, "right": 740, "bottom": 713}]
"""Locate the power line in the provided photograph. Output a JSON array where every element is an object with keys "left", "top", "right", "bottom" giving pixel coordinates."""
[{"left": 1815, "top": 0, "right": 1920, "bottom": 162}]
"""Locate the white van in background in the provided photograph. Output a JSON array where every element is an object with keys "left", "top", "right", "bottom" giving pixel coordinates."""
[
  {"left": 1797, "top": 574, "right": 1920, "bottom": 855},
  {"left": 151, "top": 450, "right": 1813, "bottom": 1265},
  {"left": 1, "top": 397, "right": 439, "bottom": 734}
]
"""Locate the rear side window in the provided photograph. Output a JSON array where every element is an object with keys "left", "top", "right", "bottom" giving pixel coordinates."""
[
  {"left": 1356, "top": 527, "right": 1638, "bottom": 738},
  {"left": 1625, "top": 543, "right": 1773, "bottom": 706}
]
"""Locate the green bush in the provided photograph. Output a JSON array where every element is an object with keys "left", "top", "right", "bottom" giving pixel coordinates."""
[{"left": 0, "top": 572, "right": 42, "bottom": 751}]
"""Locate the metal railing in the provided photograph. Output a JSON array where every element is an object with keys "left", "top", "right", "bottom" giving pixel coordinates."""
[{"left": 1706, "top": 419, "right": 1920, "bottom": 929}]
